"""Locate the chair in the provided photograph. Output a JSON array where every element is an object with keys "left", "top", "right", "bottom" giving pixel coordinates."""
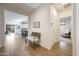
[{"left": 27, "top": 32, "right": 41, "bottom": 49}]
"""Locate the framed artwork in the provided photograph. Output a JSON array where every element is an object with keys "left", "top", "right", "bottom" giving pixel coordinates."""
[{"left": 33, "top": 21, "right": 40, "bottom": 28}]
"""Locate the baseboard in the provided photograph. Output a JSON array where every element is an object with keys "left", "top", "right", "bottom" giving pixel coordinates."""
[
  {"left": 39, "top": 40, "right": 59, "bottom": 50},
  {"left": 39, "top": 43, "right": 51, "bottom": 50}
]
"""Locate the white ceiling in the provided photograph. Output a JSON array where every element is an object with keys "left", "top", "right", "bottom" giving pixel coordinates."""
[
  {"left": 26, "top": 3, "right": 41, "bottom": 9},
  {"left": 1, "top": 3, "right": 71, "bottom": 16},
  {"left": 53, "top": 3, "right": 71, "bottom": 12},
  {"left": 5, "top": 10, "right": 28, "bottom": 25},
  {"left": 2, "top": 3, "right": 41, "bottom": 15}
]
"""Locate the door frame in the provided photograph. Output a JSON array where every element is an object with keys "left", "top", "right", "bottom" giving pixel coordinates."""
[{"left": 71, "top": 4, "right": 76, "bottom": 56}]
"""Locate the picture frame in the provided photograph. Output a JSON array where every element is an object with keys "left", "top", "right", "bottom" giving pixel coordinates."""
[{"left": 33, "top": 21, "right": 40, "bottom": 28}]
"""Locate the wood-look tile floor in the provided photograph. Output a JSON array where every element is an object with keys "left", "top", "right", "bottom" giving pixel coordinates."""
[
  {"left": 0, "top": 33, "right": 72, "bottom": 56},
  {"left": 23, "top": 40, "right": 72, "bottom": 56}
]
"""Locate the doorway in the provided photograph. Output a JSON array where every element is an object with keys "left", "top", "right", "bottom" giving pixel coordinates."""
[
  {"left": 51, "top": 3, "right": 73, "bottom": 56},
  {"left": 4, "top": 10, "right": 29, "bottom": 55},
  {"left": 59, "top": 16, "right": 71, "bottom": 43},
  {"left": 58, "top": 4, "right": 73, "bottom": 55}
]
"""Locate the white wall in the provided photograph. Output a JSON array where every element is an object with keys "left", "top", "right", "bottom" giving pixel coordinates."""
[
  {"left": 50, "top": 5, "right": 59, "bottom": 47},
  {"left": 29, "top": 4, "right": 60, "bottom": 49},
  {"left": 0, "top": 8, "right": 5, "bottom": 48},
  {"left": 59, "top": 6, "right": 72, "bottom": 19},
  {"left": 29, "top": 4, "right": 52, "bottom": 49},
  {"left": 75, "top": 4, "right": 79, "bottom": 55},
  {"left": 59, "top": 6, "right": 72, "bottom": 34}
]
